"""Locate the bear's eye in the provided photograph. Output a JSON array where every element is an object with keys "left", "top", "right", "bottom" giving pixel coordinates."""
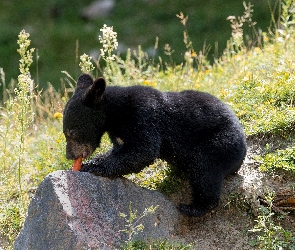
[{"left": 68, "top": 129, "right": 78, "bottom": 138}]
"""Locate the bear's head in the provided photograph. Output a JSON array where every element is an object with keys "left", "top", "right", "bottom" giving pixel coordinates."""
[{"left": 63, "top": 74, "right": 106, "bottom": 160}]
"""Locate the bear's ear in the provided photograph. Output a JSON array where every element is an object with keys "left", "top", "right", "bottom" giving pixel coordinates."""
[
  {"left": 76, "top": 74, "right": 94, "bottom": 90},
  {"left": 82, "top": 77, "right": 106, "bottom": 108}
]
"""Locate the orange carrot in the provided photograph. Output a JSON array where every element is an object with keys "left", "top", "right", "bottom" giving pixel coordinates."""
[{"left": 72, "top": 156, "right": 83, "bottom": 171}]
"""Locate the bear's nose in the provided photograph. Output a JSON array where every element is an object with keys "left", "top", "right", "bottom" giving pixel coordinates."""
[{"left": 66, "top": 149, "right": 77, "bottom": 160}]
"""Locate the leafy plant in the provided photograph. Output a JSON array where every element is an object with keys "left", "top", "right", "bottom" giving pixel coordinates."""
[
  {"left": 119, "top": 202, "right": 158, "bottom": 249},
  {"left": 277, "top": 0, "right": 295, "bottom": 42},
  {"left": 249, "top": 192, "right": 295, "bottom": 249},
  {"left": 119, "top": 202, "right": 192, "bottom": 250},
  {"left": 13, "top": 30, "right": 36, "bottom": 189},
  {"left": 121, "top": 239, "right": 192, "bottom": 250},
  {"left": 79, "top": 53, "right": 95, "bottom": 74},
  {"left": 258, "top": 147, "right": 295, "bottom": 174},
  {"left": 0, "top": 203, "right": 24, "bottom": 249}
]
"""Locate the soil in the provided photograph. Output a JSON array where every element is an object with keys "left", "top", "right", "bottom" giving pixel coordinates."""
[{"left": 170, "top": 138, "right": 295, "bottom": 249}]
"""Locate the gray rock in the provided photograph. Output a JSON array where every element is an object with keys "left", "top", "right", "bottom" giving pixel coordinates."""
[
  {"left": 14, "top": 170, "right": 179, "bottom": 250},
  {"left": 81, "top": 0, "right": 115, "bottom": 20}
]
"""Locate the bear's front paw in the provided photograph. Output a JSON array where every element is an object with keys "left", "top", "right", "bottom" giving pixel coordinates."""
[
  {"left": 80, "top": 161, "right": 104, "bottom": 175},
  {"left": 80, "top": 160, "right": 120, "bottom": 178}
]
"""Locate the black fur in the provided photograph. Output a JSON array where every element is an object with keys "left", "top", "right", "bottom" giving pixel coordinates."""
[{"left": 63, "top": 74, "right": 247, "bottom": 217}]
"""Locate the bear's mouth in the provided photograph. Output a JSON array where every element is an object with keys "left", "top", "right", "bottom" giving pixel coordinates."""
[
  {"left": 66, "top": 140, "right": 95, "bottom": 160},
  {"left": 73, "top": 152, "right": 90, "bottom": 161},
  {"left": 82, "top": 151, "right": 88, "bottom": 159},
  {"left": 74, "top": 152, "right": 88, "bottom": 160},
  {"left": 80, "top": 145, "right": 95, "bottom": 159}
]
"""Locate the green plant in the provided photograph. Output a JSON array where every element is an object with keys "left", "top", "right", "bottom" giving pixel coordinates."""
[
  {"left": 98, "top": 24, "right": 158, "bottom": 87},
  {"left": 119, "top": 202, "right": 192, "bottom": 250},
  {"left": 249, "top": 191, "right": 295, "bottom": 249},
  {"left": 0, "top": 102, "right": 14, "bottom": 172},
  {"left": 29, "top": 121, "right": 71, "bottom": 183},
  {"left": 0, "top": 30, "right": 36, "bottom": 247},
  {"left": 122, "top": 239, "right": 193, "bottom": 250},
  {"left": 258, "top": 147, "right": 295, "bottom": 174},
  {"left": 0, "top": 203, "right": 24, "bottom": 246},
  {"left": 79, "top": 53, "right": 95, "bottom": 74},
  {"left": 13, "top": 30, "right": 35, "bottom": 189},
  {"left": 226, "top": 1, "right": 260, "bottom": 51},
  {"left": 225, "top": 192, "right": 253, "bottom": 216},
  {"left": 277, "top": 0, "right": 295, "bottom": 42},
  {"left": 176, "top": 11, "right": 211, "bottom": 71},
  {"left": 98, "top": 24, "right": 119, "bottom": 80},
  {"left": 119, "top": 202, "right": 159, "bottom": 248}
]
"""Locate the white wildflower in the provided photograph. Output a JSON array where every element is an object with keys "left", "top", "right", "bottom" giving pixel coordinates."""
[
  {"left": 79, "top": 53, "right": 95, "bottom": 73},
  {"left": 98, "top": 24, "right": 118, "bottom": 61}
]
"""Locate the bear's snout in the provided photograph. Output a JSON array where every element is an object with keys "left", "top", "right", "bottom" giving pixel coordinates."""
[{"left": 65, "top": 140, "right": 92, "bottom": 160}]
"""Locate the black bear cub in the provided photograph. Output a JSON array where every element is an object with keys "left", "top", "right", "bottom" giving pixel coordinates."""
[{"left": 63, "top": 74, "right": 247, "bottom": 217}]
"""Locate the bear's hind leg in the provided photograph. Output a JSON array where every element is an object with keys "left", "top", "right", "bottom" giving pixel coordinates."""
[{"left": 178, "top": 170, "right": 223, "bottom": 217}]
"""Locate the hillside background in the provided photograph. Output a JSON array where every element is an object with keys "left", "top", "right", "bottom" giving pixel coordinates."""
[
  {"left": 0, "top": 0, "right": 276, "bottom": 90},
  {"left": 2, "top": 1, "right": 295, "bottom": 249}
]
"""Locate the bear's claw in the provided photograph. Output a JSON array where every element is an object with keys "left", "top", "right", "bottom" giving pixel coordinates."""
[{"left": 80, "top": 162, "right": 100, "bottom": 173}]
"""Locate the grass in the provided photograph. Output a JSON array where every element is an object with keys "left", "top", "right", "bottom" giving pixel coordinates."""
[
  {"left": 121, "top": 240, "right": 193, "bottom": 250},
  {"left": 258, "top": 146, "right": 295, "bottom": 173},
  {"left": 0, "top": 0, "right": 276, "bottom": 90},
  {"left": 1, "top": 1, "right": 295, "bottom": 249}
]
